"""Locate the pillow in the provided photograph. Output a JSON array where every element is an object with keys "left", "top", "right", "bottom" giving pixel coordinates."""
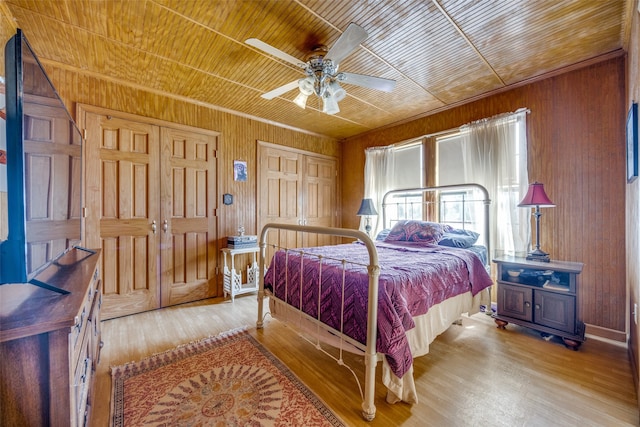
[
  {"left": 384, "top": 220, "right": 448, "bottom": 244},
  {"left": 376, "top": 228, "right": 391, "bottom": 241},
  {"left": 438, "top": 228, "right": 480, "bottom": 249}
]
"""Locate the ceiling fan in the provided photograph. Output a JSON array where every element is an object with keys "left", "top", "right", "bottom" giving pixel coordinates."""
[{"left": 246, "top": 23, "right": 396, "bottom": 115}]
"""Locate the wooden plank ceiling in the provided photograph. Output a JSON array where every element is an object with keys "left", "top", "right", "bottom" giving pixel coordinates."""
[{"left": 2, "top": 0, "right": 631, "bottom": 140}]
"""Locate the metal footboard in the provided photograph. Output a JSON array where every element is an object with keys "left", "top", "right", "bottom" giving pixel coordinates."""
[{"left": 257, "top": 224, "right": 380, "bottom": 421}]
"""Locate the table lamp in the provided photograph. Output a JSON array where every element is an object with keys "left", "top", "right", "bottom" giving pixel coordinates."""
[
  {"left": 357, "top": 198, "right": 378, "bottom": 237},
  {"left": 518, "top": 182, "right": 555, "bottom": 262}
]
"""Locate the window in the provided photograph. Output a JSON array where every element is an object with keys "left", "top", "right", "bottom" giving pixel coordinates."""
[
  {"left": 435, "top": 110, "right": 530, "bottom": 257},
  {"left": 364, "top": 142, "right": 423, "bottom": 236},
  {"left": 384, "top": 143, "right": 423, "bottom": 227},
  {"left": 365, "top": 108, "right": 529, "bottom": 257},
  {"left": 436, "top": 132, "right": 464, "bottom": 187},
  {"left": 440, "top": 191, "right": 478, "bottom": 229},
  {"left": 392, "top": 143, "right": 423, "bottom": 189},
  {"left": 436, "top": 133, "right": 484, "bottom": 234},
  {"left": 384, "top": 191, "right": 423, "bottom": 228}
]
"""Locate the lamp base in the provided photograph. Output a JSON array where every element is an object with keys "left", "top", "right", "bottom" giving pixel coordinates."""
[
  {"left": 364, "top": 216, "right": 372, "bottom": 237},
  {"left": 526, "top": 248, "right": 551, "bottom": 263}
]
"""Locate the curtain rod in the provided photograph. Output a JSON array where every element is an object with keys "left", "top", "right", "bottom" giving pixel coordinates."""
[{"left": 461, "top": 108, "right": 530, "bottom": 129}]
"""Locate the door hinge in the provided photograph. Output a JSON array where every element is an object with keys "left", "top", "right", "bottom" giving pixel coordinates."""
[{"left": 83, "top": 129, "right": 87, "bottom": 140}]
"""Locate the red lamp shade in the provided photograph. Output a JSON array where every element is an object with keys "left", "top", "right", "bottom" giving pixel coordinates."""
[{"left": 518, "top": 182, "right": 555, "bottom": 208}]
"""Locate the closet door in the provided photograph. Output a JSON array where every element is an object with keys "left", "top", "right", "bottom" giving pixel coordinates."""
[
  {"left": 159, "top": 127, "right": 217, "bottom": 306},
  {"left": 84, "top": 112, "right": 161, "bottom": 319},
  {"left": 258, "top": 144, "right": 303, "bottom": 251},
  {"left": 301, "top": 155, "right": 337, "bottom": 247},
  {"left": 83, "top": 107, "right": 219, "bottom": 319},
  {"left": 258, "top": 142, "right": 337, "bottom": 253}
]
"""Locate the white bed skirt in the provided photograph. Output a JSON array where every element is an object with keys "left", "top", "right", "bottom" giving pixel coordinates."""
[{"left": 267, "top": 288, "right": 490, "bottom": 405}]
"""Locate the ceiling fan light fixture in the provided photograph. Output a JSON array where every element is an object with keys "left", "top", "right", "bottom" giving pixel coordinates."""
[
  {"left": 293, "top": 92, "right": 308, "bottom": 109},
  {"left": 298, "top": 77, "right": 314, "bottom": 96},
  {"left": 327, "top": 80, "right": 346, "bottom": 102},
  {"left": 322, "top": 93, "right": 340, "bottom": 115}
]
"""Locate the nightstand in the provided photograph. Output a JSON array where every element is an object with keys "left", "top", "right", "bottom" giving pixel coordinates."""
[
  {"left": 221, "top": 246, "right": 260, "bottom": 301},
  {"left": 493, "top": 256, "right": 585, "bottom": 350}
]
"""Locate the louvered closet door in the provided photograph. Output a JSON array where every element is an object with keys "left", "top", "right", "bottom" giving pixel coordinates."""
[
  {"left": 84, "top": 112, "right": 161, "bottom": 319},
  {"left": 159, "top": 127, "right": 217, "bottom": 307}
]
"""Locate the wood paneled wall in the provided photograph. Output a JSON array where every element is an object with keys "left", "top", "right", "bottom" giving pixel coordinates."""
[
  {"left": 40, "top": 68, "right": 339, "bottom": 256},
  {"left": 7, "top": 65, "right": 339, "bottom": 298},
  {"left": 625, "top": 1, "right": 640, "bottom": 396},
  {"left": 342, "top": 57, "right": 627, "bottom": 338}
]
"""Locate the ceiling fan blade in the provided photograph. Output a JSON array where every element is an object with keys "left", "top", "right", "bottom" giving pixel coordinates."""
[
  {"left": 339, "top": 72, "right": 396, "bottom": 92},
  {"left": 325, "top": 23, "right": 368, "bottom": 65},
  {"left": 261, "top": 80, "right": 299, "bottom": 100},
  {"left": 246, "top": 38, "right": 306, "bottom": 68}
]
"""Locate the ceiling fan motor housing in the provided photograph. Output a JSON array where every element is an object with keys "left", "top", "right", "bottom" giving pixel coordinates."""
[{"left": 305, "top": 53, "right": 339, "bottom": 98}]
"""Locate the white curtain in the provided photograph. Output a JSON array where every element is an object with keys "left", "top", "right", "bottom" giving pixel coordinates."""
[
  {"left": 460, "top": 108, "right": 530, "bottom": 257},
  {"left": 361, "top": 146, "right": 395, "bottom": 237}
]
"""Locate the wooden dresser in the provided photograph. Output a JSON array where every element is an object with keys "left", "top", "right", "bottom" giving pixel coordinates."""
[{"left": 0, "top": 248, "right": 102, "bottom": 426}]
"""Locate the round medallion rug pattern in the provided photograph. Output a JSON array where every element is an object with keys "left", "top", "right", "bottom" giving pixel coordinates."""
[
  {"left": 141, "top": 364, "right": 283, "bottom": 425},
  {"left": 111, "top": 328, "right": 344, "bottom": 426}
]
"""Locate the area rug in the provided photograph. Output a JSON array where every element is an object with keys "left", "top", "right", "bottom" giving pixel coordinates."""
[{"left": 110, "top": 328, "right": 345, "bottom": 426}]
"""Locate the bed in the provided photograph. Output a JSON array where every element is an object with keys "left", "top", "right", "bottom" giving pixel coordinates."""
[{"left": 256, "top": 184, "right": 493, "bottom": 421}]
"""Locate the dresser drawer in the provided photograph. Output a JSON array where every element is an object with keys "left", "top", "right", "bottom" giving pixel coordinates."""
[
  {"left": 70, "top": 271, "right": 99, "bottom": 369},
  {"left": 88, "top": 280, "right": 102, "bottom": 370},
  {"left": 72, "top": 332, "right": 92, "bottom": 427}
]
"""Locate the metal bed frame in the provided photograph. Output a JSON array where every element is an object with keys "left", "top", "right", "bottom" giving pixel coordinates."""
[{"left": 256, "top": 184, "right": 491, "bottom": 421}]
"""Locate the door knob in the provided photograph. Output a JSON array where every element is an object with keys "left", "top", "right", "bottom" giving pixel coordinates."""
[
  {"left": 151, "top": 220, "right": 157, "bottom": 234},
  {"left": 163, "top": 219, "right": 168, "bottom": 232}
]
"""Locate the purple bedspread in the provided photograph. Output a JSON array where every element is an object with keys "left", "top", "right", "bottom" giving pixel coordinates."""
[{"left": 263, "top": 241, "right": 493, "bottom": 379}]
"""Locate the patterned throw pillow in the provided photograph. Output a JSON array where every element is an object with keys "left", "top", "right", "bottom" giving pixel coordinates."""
[{"left": 384, "top": 220, "right": 449, "bottom": 244}]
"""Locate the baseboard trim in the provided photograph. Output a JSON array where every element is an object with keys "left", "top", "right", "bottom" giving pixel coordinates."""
[{"left": 585, "top": 323, "right": 627, "bottom": 345}]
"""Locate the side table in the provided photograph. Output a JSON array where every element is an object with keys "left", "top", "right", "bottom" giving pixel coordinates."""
[
  {"left": 222, "top": 246, "right": 259, "bottom": 301},
  {"left": 493, "top": 256, "right": 584, "bottom": 350}
]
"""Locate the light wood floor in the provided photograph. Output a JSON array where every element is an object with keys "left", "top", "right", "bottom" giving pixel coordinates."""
[{"left": 90, "top": 295, "right": 638, "bottom": 426}]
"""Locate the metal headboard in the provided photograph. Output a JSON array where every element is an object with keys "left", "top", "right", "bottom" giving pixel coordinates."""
[{"left": 381, "top": 184, "right": 492, "bottom": 259}]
